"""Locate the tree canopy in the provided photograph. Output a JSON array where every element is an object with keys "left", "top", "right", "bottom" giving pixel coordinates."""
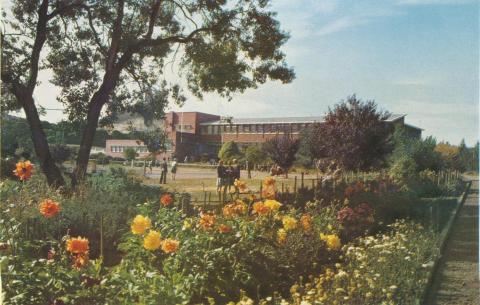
[
  {"left": 312, "top": 95, "right": 392, "bottom": 171},
  {"left": 2, "top": 0, "right": 294, "bottom": 185},
  {"left": 262, "top": 134, "right": 299, "bottom": 177}
]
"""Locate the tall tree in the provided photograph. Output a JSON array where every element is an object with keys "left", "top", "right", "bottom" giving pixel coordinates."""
[
  {"left": 2, "top": 0, "right": 294, "bottom": 186},
  {"left": 262, "top": 134, "right": 299, "bottom": 178},
  {"left": 46, "top": 0, "right": 295, "bottom": 184},
  {"left": 1, "top": 0, "right": 85, "bottom": 186},
  {"left": 314, "top": 95, "right": 392, "bottom": 171}
]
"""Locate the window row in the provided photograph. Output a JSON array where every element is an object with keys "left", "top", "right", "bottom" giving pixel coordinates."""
[
  {"left": 110, "top": 145, "right": 148, "bottom": 153},
  {"left": 200, "top": 123, "right": 313, "bottom": 135}
]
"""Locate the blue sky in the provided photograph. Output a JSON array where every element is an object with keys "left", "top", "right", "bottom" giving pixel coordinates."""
[{"left": 17, "top": 0, "right": 480, "bottom": 145}]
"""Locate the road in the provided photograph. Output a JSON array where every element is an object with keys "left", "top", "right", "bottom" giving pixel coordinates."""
[{"left": 428, "top": 178, "right": 479, "bottom": 305}]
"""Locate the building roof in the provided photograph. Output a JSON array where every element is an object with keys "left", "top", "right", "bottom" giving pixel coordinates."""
[{"left": 200, "top": 114, "right": 406, "bottom": 125}]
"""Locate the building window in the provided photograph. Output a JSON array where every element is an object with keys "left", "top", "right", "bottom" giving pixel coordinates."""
[
  {"left": 244, "top": 125, "right": 250, "bottom": 133},
  {"left": 207, "top": 125, "right": 213, "bottom": 135},
  {"left": 251, "top": 124, "right": 256, "bottom": 133}
]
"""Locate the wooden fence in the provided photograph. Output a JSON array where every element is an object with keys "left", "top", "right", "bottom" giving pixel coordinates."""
[{"left": 189, "top": 170, "right": 462, "bottom": 210}]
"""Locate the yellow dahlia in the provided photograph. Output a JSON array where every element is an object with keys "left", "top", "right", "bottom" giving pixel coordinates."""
[
  {"left": 282, "top": 216, "right": 298, "bottom": 231},
  {"left": 131, "top": 215, "right": 151, "bottom": 234},
  {"left": 264, "top": 199, "right": 282, "bottom": 211},
  {"left": 143, "top": 230, "right": 162, "bottom": 250}
]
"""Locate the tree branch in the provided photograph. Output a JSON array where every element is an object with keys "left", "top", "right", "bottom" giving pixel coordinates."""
[
  {"left": 145, "top": 0, "right": 162, "bottom": 39},
  {"left": 26, "top": 0, "right": 49, "bottom": 93},
  {"left": 105, "top": 0, "right": 125, "bottom": 72},
  {"left": 47, "top": 0, "right": 85, "bottom": 21}
]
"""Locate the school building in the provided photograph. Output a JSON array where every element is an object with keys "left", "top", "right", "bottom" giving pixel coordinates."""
[{"left": 104, "top": 111, "right": 422, "bottom": 160}]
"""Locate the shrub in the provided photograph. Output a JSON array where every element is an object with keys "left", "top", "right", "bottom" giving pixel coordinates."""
[
  {"left": 262, "top": 220, "right": 439, "bottom": 305},
  {"left": 218, "top": 141, "right": 242, "bottom": 162}
]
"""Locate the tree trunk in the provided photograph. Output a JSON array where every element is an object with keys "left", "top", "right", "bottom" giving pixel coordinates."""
[
  {"left": 71, "top": 76, "right": 121, "bottom": 185},
  {"left": 20, "top": 90, "right": 65, "bottom": 187},
  {"left": 71, "top": 94, "right": 106, "bottom": 186}
]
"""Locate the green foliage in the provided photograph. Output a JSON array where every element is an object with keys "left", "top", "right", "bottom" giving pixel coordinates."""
[
  {"left": 50, "top": 144, "right": 72, "bottom": 164},
  {"left": 0, "top": 168, "right": 164, "bottom": 262},
  {"left": 389, "top": 155, "right": 418, "bottom": 186},
  {"left": 135, "top": 128, "right": 170, "bottom": 154},
  {"left": 1, "top": 114, "right": 34, "bottom": 158},
  {"left": 218, "top": 141, "right": 242, "bottom": 162},
  {"left": 391, "top": 126, "right": 442, "bottom": 172},
  {"left": 123, "top": 147, "right": 138, "bottom": 161},
  {"left": 244, "top": 145, "right": 268, "bottom": 165}
]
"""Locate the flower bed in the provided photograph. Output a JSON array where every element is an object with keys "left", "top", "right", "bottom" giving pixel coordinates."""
[{"left": 0, "top": 161, "right": 461, "bottom": 305}]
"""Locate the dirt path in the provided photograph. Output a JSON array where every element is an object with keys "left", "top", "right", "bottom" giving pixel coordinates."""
[{"left": 429, "top": 179, "right": 479, "bottom": 305}]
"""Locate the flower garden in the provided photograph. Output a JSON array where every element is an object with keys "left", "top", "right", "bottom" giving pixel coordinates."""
[{"left": 0, "top": 161, "right": 466, "bottom": 305}]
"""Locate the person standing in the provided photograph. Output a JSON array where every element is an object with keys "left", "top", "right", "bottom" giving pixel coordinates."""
[
  {"left": 171, "top": 158, "right": 178, "bottom": 181},
  {"left": 217, "top": 160, "right": 226, "bottom": 195},
  {"left": 160, "top": 157, "right": 168, "bottom": 184},
  {"left": 149, "top": 159, "right": 154, "bottom": 173},
  {"left": 226, "top": 162, "right": 235, "bottom": 193}
]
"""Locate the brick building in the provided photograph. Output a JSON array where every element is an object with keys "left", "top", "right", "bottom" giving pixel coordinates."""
[{"left": 105, "top": 111, "right": 422, "bottom": 160}]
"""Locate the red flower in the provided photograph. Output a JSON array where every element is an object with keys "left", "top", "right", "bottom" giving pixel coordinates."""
[{"left": 160, "top": 193, "right": 173, "bottom": 206}]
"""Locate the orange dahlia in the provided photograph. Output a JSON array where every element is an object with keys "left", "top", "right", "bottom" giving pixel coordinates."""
[
  {"left": 13, "top": 160, "right": 33, "bottom": 181},
  {"left": 300, "top": 214, "right": 312, "bottom": 233},
  {"left": 263, "top": 176, "right": 276, "bottom": 186},
  {"left": 218, "top": 224, "right": 232, "bottom": 234},
  {"left": 252, "top": 202, "right": 270, "bottom": 215},
  {"left": 39, "top": 199, "right": 61, "bottom": 218},
  {"left": 234, "top": 179, "right": 248, "bottom": 192},
  {"left": 160, "top": 193, "right": 173, "bottom": 207},
  {"left": 161, "top": 238, "right": 180, "bottom": 254},
  {"left": 199, "top": 213, "right": 216, "bottom": 230},
  {"left": 66, "top": 237, "right": 89, "bottom": 254}
]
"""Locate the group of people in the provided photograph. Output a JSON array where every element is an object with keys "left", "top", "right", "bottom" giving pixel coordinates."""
[
  {"left": 216, "top": 159, "right": 241, "bottom": 193},
  {"left": 153, "top": 157, "right": 177, "bottom": 184}
]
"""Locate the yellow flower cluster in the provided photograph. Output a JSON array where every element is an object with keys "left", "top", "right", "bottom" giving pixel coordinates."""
[
  {"left": 320, "top": 234, "right": 341, "bottom": 251},
  {"left": 131, "top": 215, "right": 151, "bottom": 234},
  {"left": 264, "top": 199, "right": 282, "bottom": 211},
  {"left": 265, "top": 220, "right": 434, "bottom": 305},
  {"left": 282, "top": 216, "right": 298, "bottom": 231},
  {"left": 131, "top": 215, "right": 180, "bottom": 253}
]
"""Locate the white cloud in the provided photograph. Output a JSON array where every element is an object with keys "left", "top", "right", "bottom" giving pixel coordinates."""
[{"left": 315, "top": 16, "right": 367, "bottom": 36}]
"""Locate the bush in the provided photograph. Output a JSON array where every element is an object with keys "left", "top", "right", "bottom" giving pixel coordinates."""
[
  {"left": 50, "top": 144, "right": 72, "bottom": 164},
  {"left": 0, "top": 168, "right": 164, "bottom": 263},
  {"left": 218, "top": 141, "right": 242, "bottom": 162}
]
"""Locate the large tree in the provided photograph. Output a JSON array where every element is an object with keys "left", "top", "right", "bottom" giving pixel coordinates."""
[
  {"left": 314, "top": 95, "right": 392, "bottom": 171},
  {"left": 2, "top": 0, "right": 294, "bottom": 186},
  {"left": 1, "top": 0, "right": 87, "bottom": 186}
]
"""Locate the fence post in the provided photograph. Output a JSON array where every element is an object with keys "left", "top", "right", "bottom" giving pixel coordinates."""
[
  {"left": 294, "top": 176, "right": 297, "bottom": 194},
  {"left": 282, "top": 182, "right": 284, "bottom": 194},
  {"left": 301, "top": 172, "right": 304, "bottom": 189},
  {"left": 100, "top": 215, "right": 104, "bottom": 259},
  {"left": 260, "top": 182, "right": 263, "bottom": 200}
]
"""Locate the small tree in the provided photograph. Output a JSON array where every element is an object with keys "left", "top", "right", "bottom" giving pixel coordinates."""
[
  {"left": 245, "top": 145, "right": 268, "bottom": 178},
  {"left": 123, "top": 148, "right": 138, "bottom": 162},
  {"left": 263, "top": 134, "right": 299, "bottom": 178},
  {"left": 296, "top": 124, "right": 327, "bottom": 168},
  {"left": 218, "top": 141, "right": 242, "bottom": 162},
  {"left": 314, "top": 95, "right": 392, "bottom": 171}
]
